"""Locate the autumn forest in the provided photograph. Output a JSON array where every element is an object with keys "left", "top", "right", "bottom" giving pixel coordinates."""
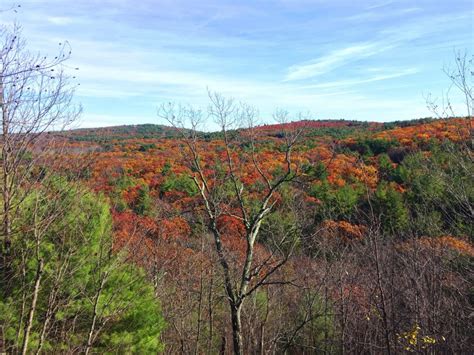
[{"left": 1, "top": 11, "right": 473, "bottom": 355}]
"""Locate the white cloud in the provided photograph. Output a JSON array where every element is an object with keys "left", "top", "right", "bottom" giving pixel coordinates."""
[
  {"left": 346, "top": 7, "right": 421, "bottom": 22},
  {"left": 78, "top": 114, "right": 145, "bottom": 128},
  {"left": 300, "top": 68, "right": 419, "bottom": 89},
  {"left": 285, "top": 43, "right": 385, "bottom": 81},
  {"left": 47, "top": 16, "right": 74, "bottom": 25},
  {"left": 366, "top": 1, "right": 394, "bottom": 10},
  {"left": 284, "top": 12, "right": 468, "bottom": 82}
]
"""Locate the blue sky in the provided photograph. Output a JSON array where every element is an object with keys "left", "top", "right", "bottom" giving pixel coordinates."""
[{"left": 1, "top": 0, "right": 472, "bottom": 129}]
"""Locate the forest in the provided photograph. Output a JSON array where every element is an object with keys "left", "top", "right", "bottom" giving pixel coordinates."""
[{"left": 1, "top": 20, "right": 473, "bottom": 355}]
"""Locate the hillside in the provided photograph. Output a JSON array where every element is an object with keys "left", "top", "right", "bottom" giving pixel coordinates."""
[
  {"left": 70, "top": 116, "right": 472, "bottom": 354},
  {"left": 63, "top": 123, "right": 185, "bottom": 141},
  {"left": 6, "top": 111, "right": 474, "bottom": 354},
  {"left": 62, "top": 117, "right": 443, "bottom": 143}
]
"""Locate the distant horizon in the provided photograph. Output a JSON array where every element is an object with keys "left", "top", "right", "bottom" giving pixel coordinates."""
[
  {"left": 66, "top": 115, "right": 460, "bottom": 132},
  {"left": 1, "top": 0, "right": 472, "bottom": 129}
]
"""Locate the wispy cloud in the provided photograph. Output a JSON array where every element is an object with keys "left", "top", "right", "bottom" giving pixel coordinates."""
[
  {"left": 346, "top": 7, "right": 421, "bottom": 22},
  {"left": 284, "top": 12, "right": 468, "bottom": 82},
  {"left": 300, "top": 68, "right": 419, "bottom": 89},
  {"left": 366, "top": 1, "right": 394, "bottom": 10},
  {"left": 1, "top": 0, "right": 470, "bottom": 127},
  {"left": 285, "top": 43, "right": 386, "bottom": 81}
]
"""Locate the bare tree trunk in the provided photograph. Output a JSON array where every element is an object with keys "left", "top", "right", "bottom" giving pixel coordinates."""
[
  {"left": 195, "top": 236, "right": 204, "bottom": 355},
  {"left": 207, "top": 270, "right": 214, "bottom": 354},
  {"left": 21, "top": 258, "right": 44, "bottom": 355},
  {"left": 15, "top": 254, "right": 28, "bottom": 346},
  {"left": 36, "top": 298, "right": 53, "bottom": 355},
  {"left": 85, "top": 274, "right": 107, "bottom": 355},
  {"left": 230, "top": 304, "right": 243, "bottom": 355},
  {"left": 209, "top": 225, "right": 243, "bottom": 355},
  {"left": 339, "top": 278, "right": 345, "bottom": 355},
  {"left": 219, "top": 333, "right": 226, "bottom": 355},
  {"left": 0, "top": 72, "right": 15, "bottom": 309},
  {"left": 36, "top": 256, "right": 69, "bottom": 355},
  {"left": 259, "top": 289, "right": 270, "bottom": 355},
  {"left": 372, "top": 234, "right": 391, "bottom": 355},
  {"left": 1, "top": 75, "right": 12, "bottom": 301},
  {"left": 324, "top": 285, "right": 328, "bottom": 355}
]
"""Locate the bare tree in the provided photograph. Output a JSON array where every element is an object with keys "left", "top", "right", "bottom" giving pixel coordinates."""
[
  {"left": 426, "top": 50, "right": 473, "bottom": 145},
  {"left": 158, "top": 91, "right": 304, "bottom": 354}
]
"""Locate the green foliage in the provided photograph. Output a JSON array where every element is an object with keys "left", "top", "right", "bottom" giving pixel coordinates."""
[
  {"left": 161, "top": 161, "right": 172, "bottom": 176},
  {"left": 102, "top": 143, "right": 114, "bottom": 152},
  {"left": 110, "top": 170, "right": 135, "bottom": 190},
  {"left": 400, "top": 144, "right": 474, "bottom": 237},
  {"left": 284, "top": 292, "right": 337, "bottom": 353},
  {"left": 95, "top": 265, "right": 165, "bottom": 353},
  {"left": 378, "top": 153, "right": 395, "bottom": 180},
  {"left": 306, "top": 126, "right": 359, "bottom": 139},
  {"left": 261, "top": 209, "right": 301, "bottom": 253},
  {"left": 132, "top": 184, "right": 152, "bottom": 215},
  {"left": 303, "top": 161, "right": 328, "bottom": 180},
  {"left": 138, "top": 143, "right": 157, "bottom": 152},
  {"left": 161, "top": 173, "right": 198, "bottom": 196},
  {"left": 401, "top": 152, "right": 445, "bottom": 201},
  {"left": 67, "top": 124, "right": 188, "bottom": 142},
  {"left": 342, "top": 138, "right": 399, "bottom": 157},
  {"left": 216, "top": 179, "right": 239, "bottom": 201},
  {"left": 383, "top": 117, "right": 436, "bottom": 129},
  {"left": 0, "top": 178, "right": 165, "bottom": 353},
  {"left": 307, "top": 140, "right": 472, "bottom": 240},
  {"left": 373, "top": 182, "right": 409, "bottom": 234},
  {"left": 311, "top": 181, "right": 363, "bottom": 220},
  {"left": 108, "top": 172, "right": 137, "bottom": 212}
]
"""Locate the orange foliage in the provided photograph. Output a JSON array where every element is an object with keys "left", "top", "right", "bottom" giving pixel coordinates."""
[
  {"left": 159, "top": 217, "right": 191, "bottom": 241},
  {"left": 376, "top": 118, "right": 472, "bottom": 146},
  {"left": 321, "top": 220, "right": 367, "bottom": 242},
  {"left": 419, "top": 236, "right": 474, "bottom": 257},
  {"left": 59, "top": 118, "right": 471, "bottom": 289},
  {"left": 399, "top": 236, "right": 474, "bottom": 257}
]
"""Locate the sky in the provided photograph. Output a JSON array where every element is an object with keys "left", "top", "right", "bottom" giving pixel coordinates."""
[{"left": 1, "top": 0, "right": 472, "bottom": 129}]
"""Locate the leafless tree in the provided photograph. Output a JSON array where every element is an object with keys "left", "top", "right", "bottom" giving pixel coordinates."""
[
  {"left": 426, "top": 50, "right": 473, "bottom": 145},
  {"left": 158, "top": 91, "right": 305, "bottom": 354}
]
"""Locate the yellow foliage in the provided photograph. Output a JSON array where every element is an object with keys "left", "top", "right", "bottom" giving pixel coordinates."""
[{"left": 397, "top": 324, "right": 438, "bottom": 352}]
